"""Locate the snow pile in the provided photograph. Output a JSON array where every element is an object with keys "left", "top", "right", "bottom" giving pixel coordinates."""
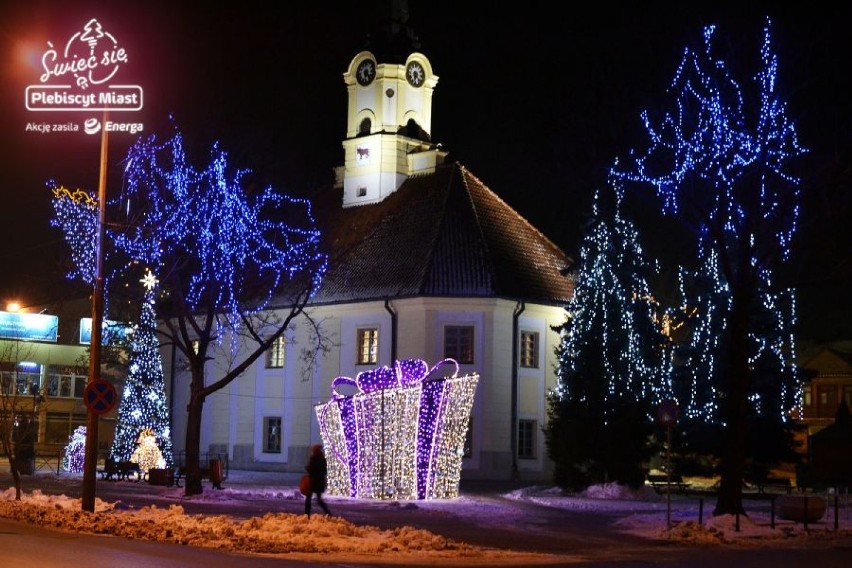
[{"left": 0, "top": 476, "right": 850, "bottom": 562}]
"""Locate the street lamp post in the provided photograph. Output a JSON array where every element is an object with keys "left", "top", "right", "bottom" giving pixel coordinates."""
[{"left": 81, "top": 110, "right": 109, "bottom": 513}]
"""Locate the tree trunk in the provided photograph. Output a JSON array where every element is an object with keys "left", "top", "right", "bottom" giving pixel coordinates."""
[
  {"left": 714, "top": 281, "right": 752, "bottom": 516},
  {"left": 183, "top": 386, "right": 205, "bottom": 497}
]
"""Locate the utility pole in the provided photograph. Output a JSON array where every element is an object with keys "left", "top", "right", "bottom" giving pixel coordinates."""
[{"left": 81, "top": 111, "right": 109, "bottom": 513}]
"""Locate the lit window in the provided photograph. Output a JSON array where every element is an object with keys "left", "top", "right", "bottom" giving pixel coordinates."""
[
  {"left": 263, "top": 417, "right": 281, "bottom": 453},
  {"left": 803, "top": 386, "right": 812, "bottom": 407},
  {"left": 191, "top": 340, "right": 200, "bottom": 354},
  {"left": 520, "top": 331, "right": 539, "bottom": 368},
  {"left": 357, "top": 328, "right": 378, "bottom": 365},
  {"left": 518, "top": 419, "right": 536, "bottom": 459},
  {"left": 444, "top": 325, "right": 474, "bottom": 364},
  {"left": 266, "top": 336, "right": 286, "bottom": 368},
  {"left": 817, "top": 386, "right": 838, "bottom": 418}
]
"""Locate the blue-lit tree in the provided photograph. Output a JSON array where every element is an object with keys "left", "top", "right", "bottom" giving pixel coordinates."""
[
  {"left": 51, "top": 121, "right": 328, "bottom": 496},
  {"left": 545, "top": 182, "right": 669, "bottom": 490},
  {"left": 611, "top": 20, "right": 804, "bottom": 515},
  {"left": 110, "top": 270, "right": 174, "bottom": 469},
  {"left": 114, "top": 123, "right": 327, "bottom": 496}
]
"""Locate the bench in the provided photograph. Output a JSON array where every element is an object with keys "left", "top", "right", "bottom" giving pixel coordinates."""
[
  {"left": 752, "top": 477, "right": 792, "bottom": 494},
  {"left": 97, "top": 460, "right": 142, "bottom": 482},
  {"left": 647, "top": 473, "right": 690, "bottom": 494}
]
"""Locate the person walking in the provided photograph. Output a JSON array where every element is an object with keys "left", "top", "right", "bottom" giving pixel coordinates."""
[{"left": 304, "top": 444, "right": 332, "bottom": 517}]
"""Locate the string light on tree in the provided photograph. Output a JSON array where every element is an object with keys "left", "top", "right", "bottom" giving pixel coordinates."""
[
  {"left": 49, "top": 184, "right": 98, "bottom": 286},
  {"left": 608, "top": 18, "right": 804, "bottom": 514},
  {"left": 544, "top": 182, "right": 667, "bottom": 488}
]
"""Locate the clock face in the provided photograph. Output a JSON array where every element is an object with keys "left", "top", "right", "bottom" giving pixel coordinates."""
[
  {"left": 406, "top": 61, "right": 425, "bottom": 87},
  {"left": 356, "top": 59, "right": 376, "bottom": 86}
]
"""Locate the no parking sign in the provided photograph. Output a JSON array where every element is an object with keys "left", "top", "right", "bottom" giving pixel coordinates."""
[{"left": 83, "top": 379, "right": 117, "bottom": 415}]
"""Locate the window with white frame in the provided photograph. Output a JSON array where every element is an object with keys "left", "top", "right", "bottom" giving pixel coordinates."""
[
  {"left": 266, "top": 336, "right": 286, "bottom": 368},
  {"left": 519, "top": 330, "right": 539, "bottom": 368},
  {"left": 518, "top": 419, "right": 536, "bottom": 459},
  {"left": 357, "top": 327, "right": 378, "bottom": 365},
  {"left": 263, "top": 416, "right": 282, "bottom": 453},
  {"left": 444, "top": 325, "right": 474, "bottom": 364}
]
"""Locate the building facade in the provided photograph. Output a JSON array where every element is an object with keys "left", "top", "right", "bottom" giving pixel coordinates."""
[
  {"left": 165, "top": 22, "right": 574, "bottom": 482},
  {"left": 0, "top": 298, "right": 121, "bottom": 466}
]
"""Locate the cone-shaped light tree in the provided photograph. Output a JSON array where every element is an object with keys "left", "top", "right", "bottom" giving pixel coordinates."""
[
  {"left": 545, "top": 182, "right": 670, "bottom": 490},
  {"left": 110, "top": 270, "right": 174, "bottom": 468}
]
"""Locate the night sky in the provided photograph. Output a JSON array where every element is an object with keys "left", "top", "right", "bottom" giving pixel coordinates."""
[{"left": 1, "top": 1, "right": 849, "bottom": 342}]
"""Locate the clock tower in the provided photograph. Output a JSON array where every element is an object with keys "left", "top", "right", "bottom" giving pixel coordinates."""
[{"left": 338, "top": 10, "right": 448, "bottom": 208}]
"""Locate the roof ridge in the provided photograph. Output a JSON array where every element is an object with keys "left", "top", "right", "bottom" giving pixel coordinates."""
[
  {"left": 457, "top": 164, "right": 570, "bottom": 261},
  {"left": 414, "top": 165, "right": 457, "bottom": 293}
]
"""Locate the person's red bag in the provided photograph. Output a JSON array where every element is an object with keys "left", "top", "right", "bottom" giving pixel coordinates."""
[{"left": 299, "top": 474, "right": 312, "bottom": 496}]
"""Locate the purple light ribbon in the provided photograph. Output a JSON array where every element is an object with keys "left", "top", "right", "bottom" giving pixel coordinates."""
[{"left": 329, "top": 358, "right": 458, "bottom": 399}]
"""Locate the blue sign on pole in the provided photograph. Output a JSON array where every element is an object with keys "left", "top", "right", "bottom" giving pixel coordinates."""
[{"left": 79, "top": 318, "right": 129, "bottom": 345}]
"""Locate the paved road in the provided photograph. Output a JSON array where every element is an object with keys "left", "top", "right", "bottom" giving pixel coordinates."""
[{"left": 4, "top": 470, "right": 852, "bottom": 567}]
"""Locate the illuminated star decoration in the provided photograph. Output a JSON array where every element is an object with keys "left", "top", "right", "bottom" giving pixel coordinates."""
[{"left": 140, "top": 269, "right": 158, "bottom": 290}]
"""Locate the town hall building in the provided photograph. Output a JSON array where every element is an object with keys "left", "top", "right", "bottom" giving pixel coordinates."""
[{"left": 166, "top": 17, "right": 574, "bottom": 483}]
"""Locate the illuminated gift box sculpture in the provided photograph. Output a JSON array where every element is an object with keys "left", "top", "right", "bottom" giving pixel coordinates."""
[{"left": 316, "top": 358, "right": 478, "bottom": 500}]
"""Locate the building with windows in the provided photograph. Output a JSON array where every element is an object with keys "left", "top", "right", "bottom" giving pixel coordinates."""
[
  {"left": 0, "top": 298, "right": 122, "bottom": 465},
  {"left": 165, "top": 18, "right": 573, "bottom": 482},
  {"left": 798, "top": 343, "right": 852, "bottom": 441}
]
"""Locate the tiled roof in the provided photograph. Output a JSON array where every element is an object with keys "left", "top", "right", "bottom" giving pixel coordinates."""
[{"left": 308, "top": 161, "right": 573, "bottom": 305}]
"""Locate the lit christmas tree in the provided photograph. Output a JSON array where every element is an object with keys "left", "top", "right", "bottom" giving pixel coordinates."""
[
  {"left": 110, "top": 269, "right": 174, "bottom": 467},
  {"left": 545, "top": 183, "right": 669, "bottom": 489},
  {"left": 610, "top": 19, "right": 805, "bottom": 514},
  {"left": 61, "top": 426, "right": 87, "bottom": 473}
]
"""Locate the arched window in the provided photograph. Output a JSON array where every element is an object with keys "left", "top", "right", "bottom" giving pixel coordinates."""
[{"left": 359, "top": 117, "right": 371, "bottom": 135}]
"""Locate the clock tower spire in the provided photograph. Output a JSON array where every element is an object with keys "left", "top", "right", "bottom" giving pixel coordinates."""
[{"left": 337, "top": 6, "right": 448, "bottom": 207}]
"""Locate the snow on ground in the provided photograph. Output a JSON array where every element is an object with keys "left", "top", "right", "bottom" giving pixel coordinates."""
[{"left": 1, "top": 471, "right": 850, "bottom": 565}]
